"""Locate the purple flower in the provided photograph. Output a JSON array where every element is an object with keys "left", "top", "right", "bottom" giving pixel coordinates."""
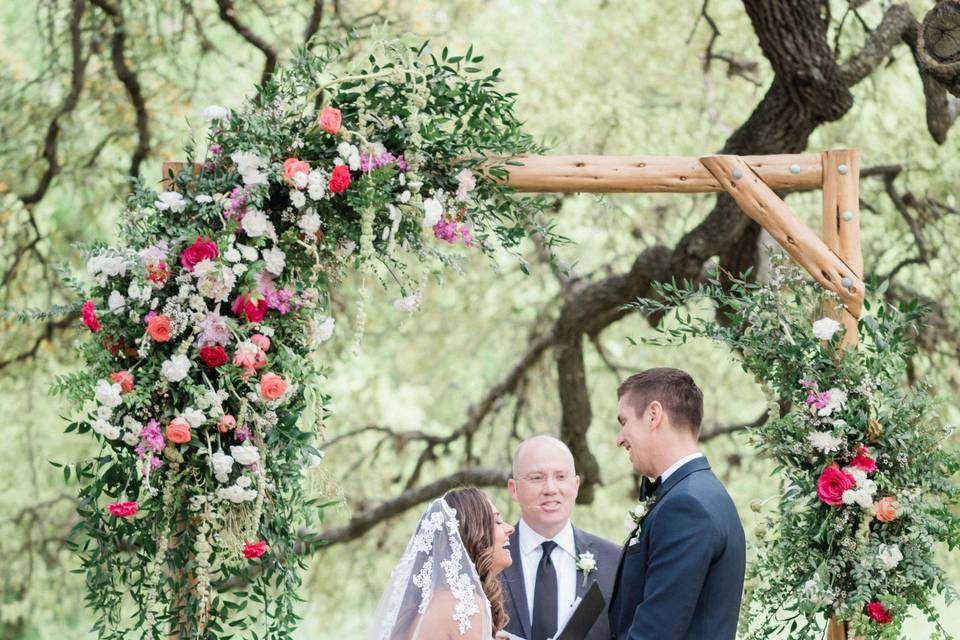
[
  {"left": 360, "top": 151, "right": 406, "bottom": 174},
  {"left": 197, "top": 309, "right": 233, "bottom": 346},
  {"left": 806, "top": 390, "right": 830, "bottom": 410},
  {"left": 209, "top": 143, "right": 222, "bottom": 156},
  {"left": 224, "top": 186, "right": 249, "bottom": 221},
  {"left": 139, "top": 420, "right": 166, "bottom": 454},
  {"left": 235, "top": 424, "right": 251, "bottom": 442},
  {"left": 264, "top": 288, "right": 295, "bottom": 314}
]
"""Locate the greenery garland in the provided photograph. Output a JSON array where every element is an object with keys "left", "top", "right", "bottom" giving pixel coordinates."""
[
  {"left": 634, "top": 258, "right": 960, "bottom": 640},
  {"left": 51, "top": 38, "right": 548, "bottom": 638}
]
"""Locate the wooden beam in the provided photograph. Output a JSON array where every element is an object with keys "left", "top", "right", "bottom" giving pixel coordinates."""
[
  {"left": 822, "top": 149, "right": 862, "bottom": 347},
  {"left": 699, "top": 154, "right": 864, "bottom": 318},
  {"left": 503, "top": 154, "right": 822, "bottom": 193}
]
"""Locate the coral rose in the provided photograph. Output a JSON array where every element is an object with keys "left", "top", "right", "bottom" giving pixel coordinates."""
[
  {"left": 109, "top": 370, "right": 134, "bottom": 394},
  {"left": 866, "top": 601, "right": 892, "bottom": 624},
  {"left": 107, "top": 501, "right": 138, "bottom": 518},
  {"left": 874, "top": 496, "right": 897, "bottom": 522},
  {"left": 166, "top": 417, "right": 191, "bottom": 444},
  {"left": 283, "top": 158, "right": 311, "bottom": 186},
  {"left": 82, "top": 300, "right": 100, "bottom": 332},
  {"left": 816, "top": 463, "right": 855, "bottom": 507},
  {"left": 199, "top": 345, "right": 228, "bottom": 368},
  {"left": 328, "top": 165, "right": 351, "bottom": 193},
  {"left": 318, "top": 106, "right": 341, "bottom": 135},
  {"left": 147, "top": 315, "right": 171, "bottom": 342},
  {"left": 218, "top": 414, "right": 236, "bottom": 433},
  {"left": 180, "top": 236, "right": 219, "bottom": 272},
  {"left": 259, "top": 373, "right": 288, "bottom": 400},
  {"left": 243, "top": 540, "right": 267, "bottom": 559}
]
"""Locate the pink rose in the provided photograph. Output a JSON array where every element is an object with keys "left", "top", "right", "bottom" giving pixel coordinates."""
[
  {"left": 259, "top": 372, "right": 288, "bottom": 400},
  {"left": 243, "top": 540, "right": 267, "bottom": 559},
  {"left": 328, "top": 165, "right": 351, "bottom": 193},
  {"left": 318, "top": 106, "right": 341, "bottom": 135},
  {"left": 874, "top": 496, "right": 897, "bottom": 522},
  {"left": 283, "top": 158, "right": 311, "bottom": 186},
  {"left": 849, "top": 446, "right": 877, "bottom": 474},
  {"left": 866, "top": 601, "right": 892, "bottom": 624},
  {"left": 250, "top": 333, "right": 271, "bottom": 352},
  {"left": 816, "top": 463, "right": 855, "bottom": 506},
  {"left": 179, "top": 236, "right": 219, "bottom": 272},
  {"left": 110, "top": 370, "right": 134, "bottom": 394},
  {"left": 146, "top": 315, "right": 171, "bottom": 342},
  {"left": 82, "top": 300, "right": 100, "bottom": 332},
  {"left": 166, "top": 418, "right": 191, "bottom": 444},
  {"left": 217, "top": 414, "right": 236, "bottom": 433},
  {"left": 107, "top": 501, "right": 138, "bottom": 518}
]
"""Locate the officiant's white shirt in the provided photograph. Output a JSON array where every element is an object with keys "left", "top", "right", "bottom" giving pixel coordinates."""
[{"left": 518, "top": 519, "right": 577, "bottom": 632}]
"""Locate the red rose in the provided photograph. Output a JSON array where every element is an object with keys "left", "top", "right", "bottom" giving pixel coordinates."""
[
  {"left": 243, "top": 540, "right": 267, "bottom": 559},
  {"left": 199, "top": 345, "right": 228, "bottom": 367},
  {"left": 107, "top": 501, "right": 138, "bottom": 518},
  {"left": 849, "top": 446, "right": 877, "bottom": 474},
  {"left": 328, "top": 165, "right": 351, "bottom": 193},
  {"left": 866, "top": 601, "right": 892, "bottom": 624},
  {"left": 180, "top": 236, "right": 219, "bottom": 272},
  {"left": 82, "top": 300, "right": 100, "bottom": 332},
  {"left": 110, "top": 370, "right": 134, "bottom": 394},
  {"left": 231, "top": 293, "right": 268, "bottom": 323},
  {"left": 816, "top": 463, "right": 855, "bottom": 506},
  {"left": 318, "top": 106, "right": 342, "bottom": 135}
]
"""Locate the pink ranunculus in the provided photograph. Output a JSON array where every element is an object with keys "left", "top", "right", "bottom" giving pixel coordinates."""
[
  {"left": 259, "top": 372, "right": 288, "bottom": 401},
  {"left": 318, "top": 106, "right": 341, "bottom": 135},
  {"left": 217, "top": 414, "right": 236, "bottom": 433},
  {"left": 110, "top": 370, "right": 134, "bottom": 394},
  {"left": 849, "top": 446, "right": 877, "bottom": 474},
  {"left": 866, "top": 601, "right": 893, "bottom": 624},
  {"left": 283, "top": 158, "right": 311, "bottom": 186},
  {"left": 107, "top": 501, "right": 138, "bottom": 518},
  {"left": 82, "top": 300, "right": 101, "bottom": 332},
  {"left": 243, "top": 540, "right": 267, "bottom": 559},
  {"left": 250, "top": 333, "right": 270, "bottom": 353},
  {"left": 231, "top": 293, "right": 268, "bottom": 323},
  {"left": 816, "top": 463, "right": 855, "bottom": 506},
  {"left": 180, "top": 236, "right": 219, "bottom": 272},
  {"left": 328, "top": 165, "right": 351, "bottom": 193},
  {"left": 166, "top": 418, "right": 191, "bottom": 444}
]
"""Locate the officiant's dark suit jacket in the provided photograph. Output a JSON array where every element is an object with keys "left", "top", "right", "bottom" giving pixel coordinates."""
[
  {"left": 500, "top": 524, "right": 619, "bottom": 640},
  {"left": 608, "top": 457, "right": 745, "bottom": 640}
]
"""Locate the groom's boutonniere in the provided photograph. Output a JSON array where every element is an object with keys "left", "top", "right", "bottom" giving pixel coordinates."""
[
  {"left": 624, "top": 496, "right": 657, "bottom": 545},
  {"left": 575, "top": 551, "right": 597, "bottom": 587}
]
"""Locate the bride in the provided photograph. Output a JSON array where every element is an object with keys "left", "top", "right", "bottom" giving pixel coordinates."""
[{"left": 365, "top": 487, "right": 515, "bottom": 639}]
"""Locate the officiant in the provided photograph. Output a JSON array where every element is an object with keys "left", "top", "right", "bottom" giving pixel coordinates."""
[{"left": 499, "top": 436, "right": 619, "bottom": 640}]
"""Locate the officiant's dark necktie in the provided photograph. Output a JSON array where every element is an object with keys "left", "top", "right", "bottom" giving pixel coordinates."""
[{"left": 531, "top": 540, "right": 558, "bottom": 640}]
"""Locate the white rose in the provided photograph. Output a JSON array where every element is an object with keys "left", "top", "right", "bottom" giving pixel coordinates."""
[
  {"left": 236, "top": 475, "right": 252, "bottom": 488},
  {"left": 122, "top": 432, "right": 139, "bottom": 447},
  {"left": 91, "top": 418, "right": 120, "bottom": 440},
  {"left": 293, "top": 171, "right": 309, "bottom": 189},
  {"left": 298, "top": 211, "right": 321, "bottom": 235},
  {"left": 182, "top": 407, "right": 206, "bottom": 428},
  {"left": 290, "top": 189, "right": 307, "bottom": 209},
  {"left": 312, "top": 316, "right": 335, "bottom": 344},
  {"left": 398, "top": 190, "right": 411, "bottom": 204},
  {"left": 241, "top": 209, "right": 269, "bottom": 238},
  {"left": 203, "top": 105, "right": 229, "bottom": 120},
  {"left": 94, "top": 379, "right": 123, "bottom": 408},
  {"left": 224, "top": 248, "right": 242, "bottom": 263},
  {"left": 108, "top": 290, "right": 125, "bottom": 313},
  {"left": 210, "top": 452, "right": 234, "bottom": 477},
  {"left": 577, "top": 552, "right": 597, "bottom": 572},
  {"left": 123, "top": 415, "right": 143, "bottom": 436},
  {"left": 878, "top": 543, "right": 903, "bottom": 570},
  {"left": 155, "top": 192, "right": 187, "bottom": 213},
  {"left": 231, "top": 443, "right": 261, "bottom": 466},
  {"left": 236, "top": 243, "right": 259, "bottom": 262},
  {"left": 422, "top": 197, "right": 443, "bottom": 227},
  {"left": 160, "top": 355, "right": 191, "bottom": 383},
  {"left": 624, "top": 513, "right": 636, "bottom": 533},
  {"left": 812, "top": 317, "right": 842, "bottom": 340},
  {"left": 195, "top": 194, "right": 213, "bottom": 204},
  {"left": 263, "top": 246, "right": 286, "bottom": 275},
  {"left": 307, "top": 171, "right": 326, "bottom": 200}
]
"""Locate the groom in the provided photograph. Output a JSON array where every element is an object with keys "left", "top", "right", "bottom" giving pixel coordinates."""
[
  {"left": 500, "top": 435, "right": 619, "bottom": 640},
  {"left": 608, "top": 368, "right": 745, "bottom": 640}
]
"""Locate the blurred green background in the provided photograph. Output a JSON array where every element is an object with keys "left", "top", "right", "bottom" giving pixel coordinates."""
[{"left": 1, "top": 0, "right": 958, "bottom": 638}]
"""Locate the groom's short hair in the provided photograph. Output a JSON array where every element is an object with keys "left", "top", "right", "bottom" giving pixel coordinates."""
[{"left": 617, "top": 368, "right": 703, "bottom": 437}]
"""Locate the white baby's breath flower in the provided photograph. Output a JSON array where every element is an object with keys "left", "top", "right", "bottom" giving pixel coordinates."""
[
  {"left": 812, "top": 317, "right": 842, "bottom": 340},
  {"left": 195, "top": 194, "right": 213, "bottom": 204},
  {"left": 394, "top": 293, "right": 421, "bottom": 312}
]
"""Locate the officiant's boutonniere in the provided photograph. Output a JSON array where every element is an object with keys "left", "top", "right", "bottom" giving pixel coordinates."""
[
  {"left": 575, "top": 551, "right": 597, "bottom": 587},
  {"left": 624, "top": 496, "right": 657, "bottom": 545}
]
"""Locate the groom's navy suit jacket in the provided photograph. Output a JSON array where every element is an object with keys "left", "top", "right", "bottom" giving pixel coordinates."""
[
  {"left": 608, "top": 457, "right": 745, "bottom": 640},
  {"left": 500, "top": 523, "right": 619, "bottom": 640}
]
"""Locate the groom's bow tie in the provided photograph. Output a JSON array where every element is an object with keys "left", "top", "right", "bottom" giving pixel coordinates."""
[{"left": 639, "top": 475, "right": 662, "bottom": 500}]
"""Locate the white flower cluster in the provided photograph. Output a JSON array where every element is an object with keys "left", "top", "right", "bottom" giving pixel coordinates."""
[
  {"left": 193, "top": 259, "right": 236, "bottom": 302},
  {"left": 160, "top": 354, "right": 192, "bottom": 383},
  {"left": 216, "top": 475, "right": 257, "bottom": 503},
  {"left": 231, "top": 150, "right": 268, "bottom": 187},
  {"left": 86, "top": 253, "right": 127, "bottom": 286},
  {"left": 802, "top": 578, "right": 835, "bottom": 606},
  {"left": 807, "top": 430, "right": 842, "bottom": 453},
  {"left": 878, "top": 543, "right": 903, "bottom": 570},
  {"left": 231, "top": 442, "right": 260, "bottom": 466},
  {"left": 841, "top": 465, "right": 877, "bottom": 509},
  {"left": 155, "top": 192, "right": 187, "bottom": 213}
]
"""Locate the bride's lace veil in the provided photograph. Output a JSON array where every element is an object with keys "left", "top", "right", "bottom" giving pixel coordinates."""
[{"left": 364, "top": 496, "right": 492, "bottom": 640}]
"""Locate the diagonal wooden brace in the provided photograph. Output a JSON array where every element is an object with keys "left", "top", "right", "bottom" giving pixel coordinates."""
[{"left": 699, "top": 154, "right": 864, "bottom": 319}]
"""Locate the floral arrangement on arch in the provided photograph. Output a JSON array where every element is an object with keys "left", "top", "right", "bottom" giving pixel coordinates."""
[
  {"left": 633, "top": 259, "right": 960, "bottom": 640},
  {"left": 51, "top": 39, "right": 550, "bottom": 638}
]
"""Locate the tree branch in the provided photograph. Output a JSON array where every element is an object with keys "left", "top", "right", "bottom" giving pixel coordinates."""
[{"left": 215, "top": 0, "right": 279, "bottom": 85}]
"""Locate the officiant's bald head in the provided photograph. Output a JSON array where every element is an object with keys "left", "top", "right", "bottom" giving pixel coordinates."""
[{"left": 508, "top": 435, "right": 580, "bottom": 538}]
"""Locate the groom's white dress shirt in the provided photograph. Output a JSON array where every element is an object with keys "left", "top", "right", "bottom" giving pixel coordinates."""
[
  {"left": 658, "top": 452, "right": 704, "bottom": 483},
  {"left": 518, "top": 519, "right": 577, "bottom": 632}
]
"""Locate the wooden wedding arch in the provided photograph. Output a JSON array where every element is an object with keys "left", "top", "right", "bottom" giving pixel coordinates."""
[{"left": 164, "top": 148, "right": 864, "bottom": 639}]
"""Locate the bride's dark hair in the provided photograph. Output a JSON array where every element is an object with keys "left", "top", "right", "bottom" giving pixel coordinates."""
[{"left": 443, "top": 487, "right": 509, "bottom": 633}]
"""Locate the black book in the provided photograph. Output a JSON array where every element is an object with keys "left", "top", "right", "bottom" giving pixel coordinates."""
[{"left": 555, "top": 580, "right": 605, "bottom": 640}]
